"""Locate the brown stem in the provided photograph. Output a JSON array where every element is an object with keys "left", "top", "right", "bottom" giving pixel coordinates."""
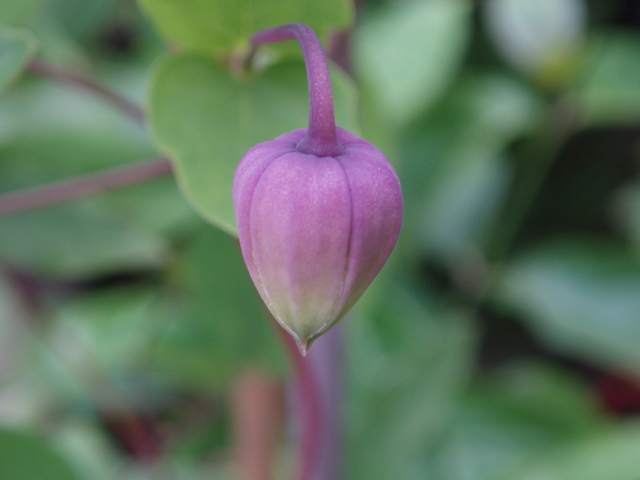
[
  {"left": 25, "top": 59, "right": 146, "bottom": 125},
  {"left": 0, "top": 157, "right": 172, "bottom": 216}
]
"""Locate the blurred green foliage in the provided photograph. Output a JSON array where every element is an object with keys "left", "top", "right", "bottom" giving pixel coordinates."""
[
  {"left": 0, "top": 25, "right": 37, "bottom": 94},
  {"left": 1, "top": 0, "right": 640, "bottom": 479}
]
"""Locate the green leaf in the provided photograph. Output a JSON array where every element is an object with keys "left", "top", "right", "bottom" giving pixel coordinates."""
[
  {"left": 354, "top": 0, "right": 473, "bottom": 125},
  {"left": 347, "top": 282, "right": 478, "bottom": 480},
  {"left": 0, "top": 270, "right": 27, "bottom": 382},
  {"left": 493, "top": 237, "right": 640, "bottom": 374},
  {"left": 0, "top": 25, "right": 37, "bottom": 94},
  {"left": 149, "top": 54, "right": 360, "bottom": 234},
  {"left": 51, "top": 421, "right": 126, "bottom": 480},
  {"left": 510, "top": 422, "right": 640, "bottom": 480},
  {"left": 137, "top": 0, "right": 353, "bottom": 54},
  {"left": 428, "top": 361, "right": 606, "bottom": 480},
  {"left": 0, "top": 428, "right": 80, "bottom": 480},
  {"left": 469, "top": 362, "right": 604, "bottom": 439},
  {"left": 154, "top": 225, "right": 286, "bottom": 390},
  {"left": 44, "top": 0, "right": 118, "bottom": 44},
  {"left": 103, "top": 177, "right": 200, "bottom": 238},
  {"left": 577, "top": 32, "right": 640, "bottom": 126},
  {"left": 0, "top": 0, "right": 44, "bottom": 26},
  {"left": 50, "top": 286, "right": 169, "bottom": 373},
  {"left": 0, "top": 202, "right": 168, "bottom": 279},
  {"left": 398, "top": 73, "right": 542, "bottom": 262},
  {"left": 613, "top": 181, "right": 640, "bottom": 255}
]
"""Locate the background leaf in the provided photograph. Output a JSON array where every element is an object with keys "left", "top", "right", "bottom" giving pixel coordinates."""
[
  {"left": 153, "top": 225, "right": 286, "bottom": 390},
  {"left": 0, "top": 0, "right": 44, "bottom": 26},
  {"left": 0, "top": 270, "right": 27, "bottom": 382},
  {"left": 0, "top": 202, "right": 168, "bottom": 279},
  {"left": 0, "top": 73, "right": 156, "bottom": 191},
  {"left": 354, "top": 0, "right": 473, "bottom": 125},
  {"left": 577, "top": 32, "right": 640, "bottom": 126},
  {"left": 493, "top": 237, "right": 640, "bottom": 374},
  {"left": 137, "top": 0, "right": 353, "bottom": 54},
  {"left": 509, "top": 422, "right": 640, "bottom": 480},
  {"left": 398, "top": 72, "right": 542, "bottom": 262},
  {"left": 347, "top": 281, "right": 478, "bottom": 480}
]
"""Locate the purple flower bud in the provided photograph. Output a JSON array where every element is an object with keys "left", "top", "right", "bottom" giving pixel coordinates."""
[{"left": 233, "top": 23, "right": 402, "bottom": 355}]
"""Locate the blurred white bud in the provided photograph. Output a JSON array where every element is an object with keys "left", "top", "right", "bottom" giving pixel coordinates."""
[{"left": 484, "top": 0, "right": 587, "bottom": 84}]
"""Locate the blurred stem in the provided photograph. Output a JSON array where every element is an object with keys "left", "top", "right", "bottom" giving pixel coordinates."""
[
  {"left": 25, "top": 59, "right": 146, "bottom": 125},
  {"left": 484, "top": 96, "right": 581, "bottom": 262},
  {"left": 273, "top": 320, "right": 322, "bottom": 480},
  {"left": 231, "top": 370, "right": 284, "bottom": 480},
  {"left": 0, "top": 157, "right": 172, "bottom": 216}
]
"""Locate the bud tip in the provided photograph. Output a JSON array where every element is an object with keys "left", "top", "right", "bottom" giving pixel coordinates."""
[{"left": 296, "top": 338, "right": 311, "bottom": 357}]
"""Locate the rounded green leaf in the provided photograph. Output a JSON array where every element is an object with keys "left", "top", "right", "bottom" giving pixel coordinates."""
[
  {"left": 137, "top": 0, "right": 353, "bottom": 54},
  {"left": 148, "top": 53, "right": 360, "bottom": 234}
]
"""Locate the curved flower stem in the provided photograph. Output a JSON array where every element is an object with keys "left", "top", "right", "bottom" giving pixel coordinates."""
[
  {"left": 273, "top": 318, "right": 322, "bottom": 480},
  {"left": 251, "top": 23, "right": 343, "bottom": 157},
  {"left": 0, "top": 157, "right": 172, "bottom": 216},
  {"left": 26, "top": 59, "right": 146, "bottom": 126}
]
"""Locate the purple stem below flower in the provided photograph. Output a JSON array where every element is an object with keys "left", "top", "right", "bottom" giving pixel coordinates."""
[
  {"left": 306, "top": 323, "right": 343, "bottom": 480},
  {"left": 273, "top": 317, "right": 322, "bottom": 480},
  {"left": 251, "top": 23, "right": 343, "bottom": 158}
]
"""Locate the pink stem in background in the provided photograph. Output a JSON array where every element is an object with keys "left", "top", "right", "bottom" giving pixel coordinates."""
[
  {"left": 231, "top": 370, "right": 284, "bottom": 480},
  {"left": 0, "top": 157, "right": 172, "bottom": 216},
  {"left": 26, "top": 59, "right": 146, "bottom": 126},
  {"left": 0, "top": 60, "right": 171, "bottom": 216},
  {"left": 251, "top": 23, "right": 343, "bottom": 158}
]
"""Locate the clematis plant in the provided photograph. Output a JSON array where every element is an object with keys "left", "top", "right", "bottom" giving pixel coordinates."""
[{"left": 233, "top": 23, "right": 403, "bottom": 355}]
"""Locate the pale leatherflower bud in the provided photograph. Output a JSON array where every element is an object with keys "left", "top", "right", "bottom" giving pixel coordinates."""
[{"left": 233, "top": 23, "right": 402, "bottom": 355}]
